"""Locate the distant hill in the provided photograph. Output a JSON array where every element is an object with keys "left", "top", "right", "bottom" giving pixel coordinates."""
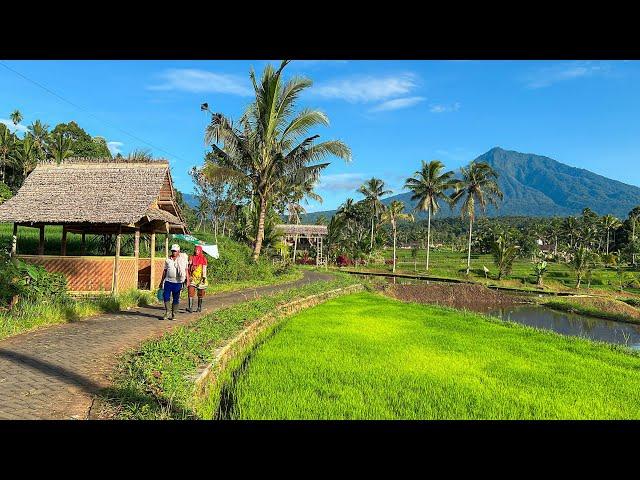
[
  {"left": 303, "top": 147, "right": 640, "bottom": 221},
  {"left": 181, "top": 193, "right": 199, "bottom": 209}
]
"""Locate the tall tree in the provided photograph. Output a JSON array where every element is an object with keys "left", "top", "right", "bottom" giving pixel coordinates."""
[
  {"left": 0, "top": 124, "right": 15, "bottom": 184},
  {"left": 381, "top": 200, "right": 414, "bottom": 273},
  {"left": 49, "top": 131, "right": 74, "bottom": 164},
  {"left": 203, "top": 60, "right": 351, "bottom": 261},
  {"left": 28, "top": 120, "right": 49, "bottom": 163},
  {"left": 601, "top": 214, "right": 622, "bottom": 255},
  {"left": 9, "top": 110, "right": 23, "bottom": 132},
  {"left": 14, "top": 134, "right": 37, "bottom": 179},
  {"left": 450, "top": 161, "right": 503, "bottom": 275},
  {"left": 358, "top": 178, "right": 391, "bottom": 252},
  {"left": 404, "top": 160, "right": 456, "bottom": 270}
]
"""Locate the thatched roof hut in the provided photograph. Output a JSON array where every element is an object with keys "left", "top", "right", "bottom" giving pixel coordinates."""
[
  {"left": 0, "top": 158, "right": 189, "bottom": 294},
  {"left": 275, "top": 224, "right": 328, "bottom": 237},
  {"left": 0, "top": 158, "right": 187, "bottom": 233}
]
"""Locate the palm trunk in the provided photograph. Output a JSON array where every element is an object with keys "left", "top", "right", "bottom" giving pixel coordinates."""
[
  {"left": 392, "top": 223, "right": 397, "bottom": 273},
  {"left": 252, "top": 194, "right": 267, "bottom": 261},
  {"left": 370, "top": 215, "right": 374, "bottom": 252},
  {"left": 293, "top": 234, "right": 299, "bottom": 262},
  {"left": 466, "top": 217, "right": 473, "bottom": 275},
  {"left": 606, "top": 228, "right": 610, "bottom": 256},
  {"left": 554, "top": 235, "right": 558, "bottom": 257},
  {"left": 426, "top": 207, "right": 431, "bottom": 271}
]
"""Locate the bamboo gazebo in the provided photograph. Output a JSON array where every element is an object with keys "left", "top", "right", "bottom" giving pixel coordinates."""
[
  {"left": 0, "top": 158, "right": 188, "bottom": 294},
  {"left": 275, "top": 224, "right": 328, "bottom": 265}
]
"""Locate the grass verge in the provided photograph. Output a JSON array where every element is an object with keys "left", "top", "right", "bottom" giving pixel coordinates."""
[
  {"left": 97, "top": 272, "right": 357, "bottom": 419},
  {"left": 223, "top": 292, "right": 640, "bottom": 420},
  {"left": 206, "top": 268, "right": 303, "bottom": 294},
  {"left": 0, "top": 289, "right": 156, "bottom": 341},
  {"left": 543, "top": 297, "right": 640, "bottom": 324}
]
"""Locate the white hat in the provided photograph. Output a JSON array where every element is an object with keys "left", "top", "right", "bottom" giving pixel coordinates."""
[{"left": 170, "top": 244, "right": 181, "bottom": 252}]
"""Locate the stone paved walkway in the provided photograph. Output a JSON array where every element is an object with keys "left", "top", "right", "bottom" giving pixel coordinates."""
[{"left": 0, "top": 271, "right": 332, "bottom": 420}]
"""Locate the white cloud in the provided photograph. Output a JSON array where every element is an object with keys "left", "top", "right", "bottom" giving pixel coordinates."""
[
  {"left": 318, "top": 173, "right": 369, "bottom": 192},
  {"left": 369, "top": 96, "right": 426, "bottom": 112},
  {"left": 524, "top": 61, "right": 609, "bottom": 89},
  {"left": 107, "top": 141, "right": 124, "bottom": 155},
  {"left": 430, "top": 102, "right": 461, "bottom": 113},
  {"left": 0, "top": 119, "right": 28, "bottom": 133},
  {"left": 148, "top": 69, "right": 252, "bottom": 96},
  {"left": 313, "top": 73, "right": 418, "bottom": 103}
]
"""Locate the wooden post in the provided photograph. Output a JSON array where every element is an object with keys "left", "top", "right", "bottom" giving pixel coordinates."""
[
  {"left": 38, "top": 225, "right": 45, "bottom": 255},
  {"left": 150, "top": 232, "right": 156, "bottom": 289},
  {"left": 134, "top": 228, "right": 140, "bottom": 290},
  {"left": 81, "top": 232, "right": 86, "bottom": 256},
  {"left": 112, "top": 227, "right": 122, "bottom": 295},
  {"left": 61, "top": 226, "right": 67, "bottom": 256},
  {"left": 11, "top": 223, "right": 17, "bottom": 257},
  {"left": 165, "top": 223, "right": 170, "bottom": 257}
]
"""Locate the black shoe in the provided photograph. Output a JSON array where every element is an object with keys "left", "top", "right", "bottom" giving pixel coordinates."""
[
  {"left": 197, "top": 298, "right": 203, "bottom": 312},
  {"left": 186, "top": 298, "right": 194, "bottom": 313},
  {"left": 170, "top": 303, "right": 177, "bottom": 320},
  {"left": 163, "top": 302, "right": 169, "bottom": 320}
]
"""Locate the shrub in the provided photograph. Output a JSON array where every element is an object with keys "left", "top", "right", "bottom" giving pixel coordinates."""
[
  {"left": 0, "top": 182, "right": 12, "bottom": 204},
  {"left": 337, "top": 255, "right": 353, "bottom": 267},
  {"left": 0, "top": 254, "right": 69, "bottom": 307}
]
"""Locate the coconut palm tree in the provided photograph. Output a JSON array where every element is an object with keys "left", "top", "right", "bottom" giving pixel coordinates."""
[
  {"left": 28, "top": 120, "right": 49, "bottom": 163},
  {"left": 404, "top": 160, "right": 457, "bottom": 270},
  {"left": 14, "top": 134, "right": 37, "bottom": 179},
  {"left": 0, "top": 123, "right": 15, "bottom": 184},
  {"left": 450, "top": 161, "right": 503, "bottom": 275},
  {"left": 203, "top": 60, "right": 351, "bottom": 261},
  {"left": 9, "top": 110, "right": 23, "bottom": 133},
  {"left": 601, "top": 214, "right": 622, "bottom": 256},
  {"left": 49, "top": 131, "right": 73, "bottom": 164},
  {"left": 358, "top": 178, "right": 392, "bottom": 252},
  {"left": 381, "top": 200, "right": 414, "bottom": 273}
]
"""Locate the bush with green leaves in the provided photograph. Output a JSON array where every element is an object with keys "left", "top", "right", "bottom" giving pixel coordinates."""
[
  {"left": 0, "top": 250, "right": 69, "bottom": 306},
  {"left": 0, "top": 182, "right": 12, "bottom": 204}
]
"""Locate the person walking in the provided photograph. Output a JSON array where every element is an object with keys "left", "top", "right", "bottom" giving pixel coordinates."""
[
  {"left": 187, "top": 245, "right": 208, "bottom": 313},
  {"left": 158, "top": 244, "right": 189, "bottom": 320}
]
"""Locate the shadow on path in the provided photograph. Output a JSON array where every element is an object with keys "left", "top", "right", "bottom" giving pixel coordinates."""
[{"left": 0, "top": 348, "right": 103, "bottom": 395}]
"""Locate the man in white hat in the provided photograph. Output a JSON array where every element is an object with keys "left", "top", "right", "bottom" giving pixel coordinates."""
[{"left": 158, "top": 243, "right": 190, "bottom": 320}]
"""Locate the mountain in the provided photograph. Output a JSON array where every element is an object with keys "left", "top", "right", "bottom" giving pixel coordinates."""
[
  {"left": 303, "top": 147, "right": 640, "bottom": 221},
  {"left": 181, "top": 193, "right": 199, "bottom": 209}
]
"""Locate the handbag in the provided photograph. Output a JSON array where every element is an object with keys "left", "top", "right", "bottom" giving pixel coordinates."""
[{"left": 156, "top": 287, "right": 164, "bottom": 302}]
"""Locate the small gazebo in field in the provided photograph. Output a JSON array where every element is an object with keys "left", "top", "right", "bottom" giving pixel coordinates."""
[
  {"left": 0, "top": 158, "right": 188, "bottom": 294},
  {"left": 275, "top": 224, "right": 328, "bottom": 265}
]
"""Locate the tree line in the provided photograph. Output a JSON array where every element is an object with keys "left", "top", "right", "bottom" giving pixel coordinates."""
[{"left": 0, "top": 110, "right": 113, "bottom": 195}]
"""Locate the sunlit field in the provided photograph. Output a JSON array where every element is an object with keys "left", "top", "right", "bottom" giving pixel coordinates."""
[
  {"left": 364, "top": 247, "right": 639, "bottom": 294},
  {"left": 224, "top": 292, "right": 640, "bottom": 420}
]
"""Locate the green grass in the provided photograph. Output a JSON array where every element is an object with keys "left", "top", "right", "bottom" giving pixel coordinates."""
[
  {"left": 363, "top": 247, "right": 640, "bottom": 295},
  {"left": 223, "top": 292, "right": 640, "bottom": 420},
  {"left": 206, "top": 269, "right": 303, "bottom": 294},
  {"left": 98, "top": 272, "right": 358, "bottom": 419},
  {"left": 543, "top": 297, "right": 640, "bottom": 325},
  {"left": 0, "top": 289, "right": 156, "bottom": 341}
]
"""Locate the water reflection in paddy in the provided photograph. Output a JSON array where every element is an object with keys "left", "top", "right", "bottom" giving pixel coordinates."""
[{"left": 487, "top": 305, "right": 640, "bottom": 350}]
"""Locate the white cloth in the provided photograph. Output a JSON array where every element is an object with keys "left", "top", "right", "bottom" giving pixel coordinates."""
[
  {"left": 201, "top": 244, "right": 219, "bottom": 259},
  {"left": 164, "top": 256, "right": 187, "bottom": 283}
]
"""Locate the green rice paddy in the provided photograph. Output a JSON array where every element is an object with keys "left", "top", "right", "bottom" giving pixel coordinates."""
[{"left": 224, "top": 292, "right": 640, "bottom": 419}]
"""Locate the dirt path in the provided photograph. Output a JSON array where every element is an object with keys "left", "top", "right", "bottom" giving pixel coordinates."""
[{"left": 0, "top": 270, "right": 332, "bottom": 420}]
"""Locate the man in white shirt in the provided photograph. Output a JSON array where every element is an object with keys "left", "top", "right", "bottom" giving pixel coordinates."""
[{"left": 158, "top": 244, "right": 190, "bottom": 320}]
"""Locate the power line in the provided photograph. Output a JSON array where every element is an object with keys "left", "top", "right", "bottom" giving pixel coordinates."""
[{"left": 0, "top": 60, "right": 191, "bottom": 163}]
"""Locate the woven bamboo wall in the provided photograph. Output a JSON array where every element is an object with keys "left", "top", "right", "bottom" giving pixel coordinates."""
[
  {"left": 17, "top": 255, "right": 163, "bottom": 293},
  {"left": 19, "top": 255, "right": 114, "bottom": 292}
]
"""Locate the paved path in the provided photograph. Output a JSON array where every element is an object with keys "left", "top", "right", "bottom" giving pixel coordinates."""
[{"left": 0, "top": 271, "right": 332, "bottom": 420}]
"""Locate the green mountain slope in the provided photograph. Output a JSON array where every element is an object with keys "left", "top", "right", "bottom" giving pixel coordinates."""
[{"left": 304, "top": 147, "right": 640, "bottom": 220}]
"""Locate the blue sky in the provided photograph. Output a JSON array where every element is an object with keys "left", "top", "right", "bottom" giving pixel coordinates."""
[{"left": 1, "top": 60, "right": 640, "bottom": 212}]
